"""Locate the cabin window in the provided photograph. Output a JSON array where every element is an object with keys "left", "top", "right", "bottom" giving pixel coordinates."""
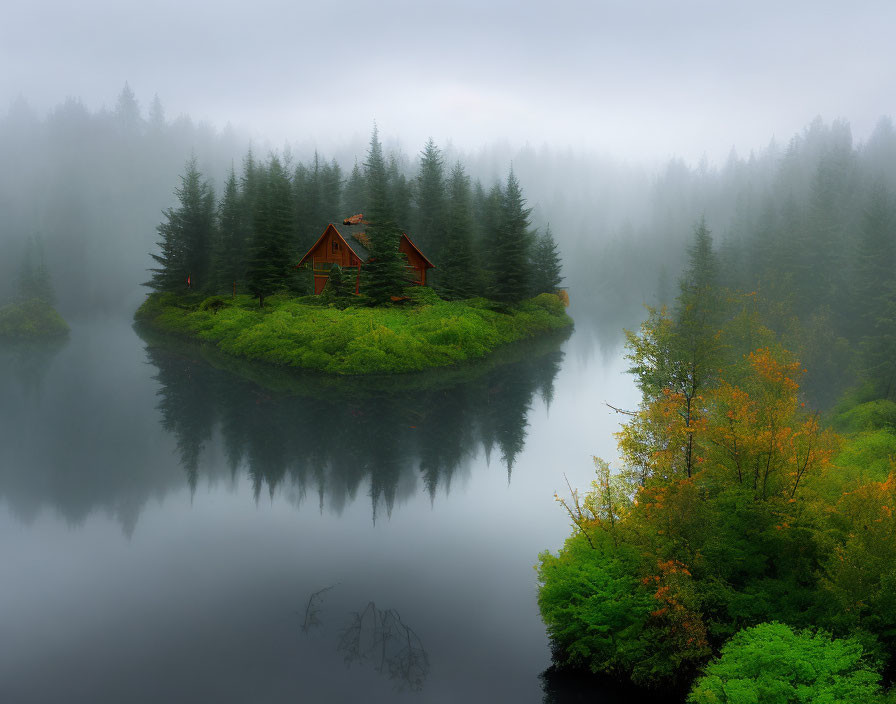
[{"left": 332, "top": 240, "right": 340, "bottom": 253}]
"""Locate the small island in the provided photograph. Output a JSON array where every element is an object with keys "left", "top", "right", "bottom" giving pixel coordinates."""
[
  {"left": 137, "top": 130, "right": 571, "bottom": 374},
  {"left": 0, "top": 236, "right": 68, "bottom": 341}
]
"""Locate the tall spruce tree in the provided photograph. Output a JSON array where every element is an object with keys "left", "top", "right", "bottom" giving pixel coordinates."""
[
  {"left": 342, "top": 161, "right": 366, "bottom": 216},
  {"left": 387, "top": 154, "right": 412, "bottom": 232},
  {"left": 246, "top": 156, "right": 294, "bottom": 307},
  {"left": 16, "top": 234, "right": 55, "bottom": 304},
  {"left": 492, "top": 170, "right": 533, "bottom": 304},
  {"left": 213, "top": 166, "right": 248, "bottom": 296},
  {"left": 413, "top": 139, "right": 447, "bottom": 263},
  {"left": 853, "top": 184, "right": 896, "bottom": 339},
  {"left": 477, "top": 182, "right": 503, "bottom": 297},
  {"left": 530, "top": 224, "right": 564, "bottom": 295},
  {"left": 362, "top": 127, "right": 408, "bottom": 305},
  {"left": 438, "top": 162, "right": 475, "bottom": 300},
  {"left": 146, "top": 157, "right": 215, "bottom": 292}
]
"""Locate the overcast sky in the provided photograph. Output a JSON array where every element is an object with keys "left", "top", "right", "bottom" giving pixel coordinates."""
[{"left": 3, "top": 0, "right": 894, "bottom": 163}]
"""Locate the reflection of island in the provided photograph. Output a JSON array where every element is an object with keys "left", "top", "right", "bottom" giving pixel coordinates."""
[
  {"left": 142, "top": 327, "right": 569, "bottom": 518},
  {"left": 0, "top": 337, "right": 68, "bottom": 397}
]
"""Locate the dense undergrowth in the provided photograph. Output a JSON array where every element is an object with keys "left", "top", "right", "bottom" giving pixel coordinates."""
[
  {"left": 537, "top": 223, "right": 896, "bottom": 703},
  {"left": 0, "top": 298, "right": 69, "bottom": 340},
  {"left": 135, "top": 290, "right": 572, "bottom": 375}
]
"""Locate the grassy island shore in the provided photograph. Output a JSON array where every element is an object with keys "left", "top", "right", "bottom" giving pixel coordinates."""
[
  {"left": 135, "top": 291, "right": 572, "bottom": 375},
  {"left": 0, "top": 298, "right": 69, "bottom": 340}
]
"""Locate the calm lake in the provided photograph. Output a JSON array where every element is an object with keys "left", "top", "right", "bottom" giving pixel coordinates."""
[{"left": 0, "top": 308, "right": 648, "bottom": 703}]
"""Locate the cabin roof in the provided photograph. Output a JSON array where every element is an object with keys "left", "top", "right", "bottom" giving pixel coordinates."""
[
  {"left": 297, "top": 220, "right": 435, "bottom": 269},
  {"left": 340, "top": 223, "right": 371, "bottom": 260}
]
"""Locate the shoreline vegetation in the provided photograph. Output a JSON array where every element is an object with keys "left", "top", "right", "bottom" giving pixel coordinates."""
[
  {"left": 537, "top": 220, "right": 896, "bottom": 703},
  {"left": 135, "top": 290, "right": 572, "bottom": 375},
  {"left": 0, "top": 298, "right": 69, "bottom": 340}
]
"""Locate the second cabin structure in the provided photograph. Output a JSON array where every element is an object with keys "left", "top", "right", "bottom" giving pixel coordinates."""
[{"left": 297, "top": 214, "right": 434, "bottom": 295}]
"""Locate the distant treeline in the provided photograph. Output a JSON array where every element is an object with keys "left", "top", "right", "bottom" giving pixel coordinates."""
[
  {"left": 588, "top": 117, "right": 896, "bottom": 407},
  {"left": 147, "top": 127, "right": 564, "bottom": 305}
]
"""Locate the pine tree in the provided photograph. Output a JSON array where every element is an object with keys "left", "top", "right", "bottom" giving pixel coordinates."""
[
  {"left": 438, "top": 162, "right": 475, "bottom": 300},
  {"left": 492, "top": 170, "right": 533, "bottom": 304},
  {"left": 362, "top": 126, "right": 408, "bottom": 305},
  {"left": 342, "top": 161, "right": 366, "bottom": 216},
  {"left": 146, "top": 158, "right": 215, "bottom": 292},
  {"left": 476, "top": 182, "right": 503, "bottom": 297},
  {"left": 246, "top": 156, "right": 294, "bottom": 307},
  {"left": 16, "top": 234, "right": 55, "bottom": 304},
  {"left": 530, "top": 224, "right": 564, "bottom": 295},
  {"left": 853, "top": 184, "right": 895, "bottom": 340},
  {"left": 214, "top": 166, "right": 248, "bottom": 296},
  {"left": 387, "top": 154, "right": 412, "bottom": 232},
  {"left": 413, "top": 139, "right": 447, "bottom": 262}
]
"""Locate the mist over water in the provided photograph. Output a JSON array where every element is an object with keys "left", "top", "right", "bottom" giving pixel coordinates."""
[
  {"left": 0, "top": 312, "right": 642, "bottom": 703},
  {"left": 3, "top": 2, "right": 896, "bottom": 695}
]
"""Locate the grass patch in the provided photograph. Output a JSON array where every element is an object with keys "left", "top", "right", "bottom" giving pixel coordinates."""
[
  {"left": 135, "top": 291, "right": 573, "bottom": 375},
  {"left": 0, "top": 298, "right": 69, "bottom": 340}
]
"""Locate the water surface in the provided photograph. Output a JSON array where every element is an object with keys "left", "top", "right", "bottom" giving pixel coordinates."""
[{"left": 0, "top": 312, "right": 644, "bottom": 703}]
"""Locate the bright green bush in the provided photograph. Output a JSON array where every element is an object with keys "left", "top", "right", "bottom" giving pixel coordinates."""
[
  {"left": 537, "top": 533, "right": 656, "bottom": 680},
  {"left": 0, "top": 298, "right": 69, "bottom": 339},
  {"left": 832, "top": 399, "right": 896, "bottom": 434},
  {"left": 134, "top": 291, "right": 572, "bottom": 374},
  {"left": 688, "top": 622, "right": 887, "bottom": 704}
]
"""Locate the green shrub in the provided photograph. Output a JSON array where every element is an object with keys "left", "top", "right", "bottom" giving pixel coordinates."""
[
  {"left": 688, "top": 622, "right": 887, "bottom": 704},
  {"left": 402, "top": 285, "right": 442, "bottom": 306},
  {"left": 832, "top": 399, "right": 896, "bottom": 434},
  {"left": 200, "top": 296, "right": 229, "bottom": 314}
]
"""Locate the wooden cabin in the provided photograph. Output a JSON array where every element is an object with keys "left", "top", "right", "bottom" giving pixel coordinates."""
[{"left": 297, "top": 215, "right": 434, "bottom": 295}]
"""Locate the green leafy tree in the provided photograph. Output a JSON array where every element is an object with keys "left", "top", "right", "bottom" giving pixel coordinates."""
[
  {"left": 688, "top": 623, "right": 887, "bottom": 704},
  {"left": 146, "top": 157, "right": 215, "bottom": 292}
]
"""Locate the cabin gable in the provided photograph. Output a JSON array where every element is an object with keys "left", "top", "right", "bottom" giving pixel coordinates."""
[{"left": 298, "top": 216, "right": 434, "bottom": 295}]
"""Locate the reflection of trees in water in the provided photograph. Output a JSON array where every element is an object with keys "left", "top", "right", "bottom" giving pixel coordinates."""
[
  {"left": 143, "top": 330, "right": 568, "bottom": 517},
  {"left": 337, "top": 602, "right": 429, "bottom": 692}
]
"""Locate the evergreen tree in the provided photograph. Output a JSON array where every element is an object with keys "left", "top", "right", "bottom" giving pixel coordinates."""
[
  {"left": 530, "top": 224, "right": 564, "bottom": 295},
  {"left": 476, "top": 182, "right": 504, "bottom": 297},
  {"left": 853, "top": 184, "right": 896, "bottom": 339},
  {"left": 213, "top": 166, "right": 248, "bottom": 296},
  {"left": 114, "top": 82, "right": 142, "bottom": 136},
  {"left": 413, "top": 139, "right": 447, "bottom": 263},
  {"left": 146, "top": 157, "right": 215, "bottom": 292},
  {"left": 438, "top": 162, "right": 475, "bottom": 300},
  {"left": 342, "top": 161, "right": 366, "bottom": 216},
  {"left": 246, "top": 156, "right": 294, "bottom": 307},
  {"left": 492, "top": 170, "right": 534, "bottom": 304},
  {"left": 16, "top": 234, "right": 54, "bottom": 304},
  {"left": 362, "top": 126, "right": 408, "bottom": 305},
  {"left": 387, "top": 154, "right": 412, "bottom": 232}
]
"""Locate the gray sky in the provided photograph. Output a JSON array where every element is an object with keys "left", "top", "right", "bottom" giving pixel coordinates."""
[{"left": 3, "top": 0, "right": 894, "bottom": 163}]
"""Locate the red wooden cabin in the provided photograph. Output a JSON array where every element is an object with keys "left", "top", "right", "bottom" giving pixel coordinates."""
[{"left": 297, "top": 215, "right": 434, "bottom": 295}]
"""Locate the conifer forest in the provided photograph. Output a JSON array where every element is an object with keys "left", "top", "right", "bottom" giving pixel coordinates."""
[{"left": 3, "top": 3, "right": 896, "bottom": 703}]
